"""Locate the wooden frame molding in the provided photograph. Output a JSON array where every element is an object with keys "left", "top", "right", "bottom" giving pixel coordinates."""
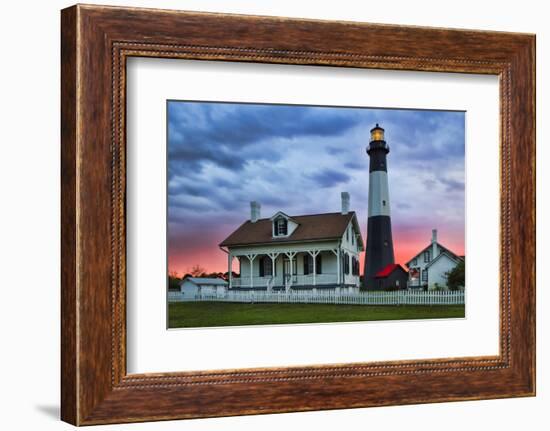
[{"left": 61, "top": 4, "right": 535, "bottom": 425}]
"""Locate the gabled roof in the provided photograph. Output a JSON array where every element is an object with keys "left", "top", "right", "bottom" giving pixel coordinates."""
[
  {"left": 375, "top": 263, "right": 407, "bottom": 278},
  {"left": 182, "top": 277, "right": 228, "bottom": 286},
  {"left": 220, "top": 211, "right": 364, "bottom": 249},
  {"left": 270, "top": 211, "right": 296, "bottom": 222},
  {"left": 425, "top": 251, "right": 462, "bottom": 269},
  {"left": 405, "top": 242, "right": 461, "bottom": 266}
]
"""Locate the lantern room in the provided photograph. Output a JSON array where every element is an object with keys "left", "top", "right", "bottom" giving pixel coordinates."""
[{"left": 370, "top": 123, "right": 385, "bottom": 142}]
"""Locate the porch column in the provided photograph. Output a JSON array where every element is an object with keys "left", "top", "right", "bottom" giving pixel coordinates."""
[
  {"left": 227, "top": 253, "right": 233, "bottom": 289},
  {"left": 267, "top": 252, "right": 280, "bottom": 292},
  {"left": 284, "top": 251, "right": 297, "bottom": 292},
  {"left": 332, "top": 248, "right": 340, "bottom": 287},
  {"left": 246, "top": 254, "right": 257, "bottom": 289},
  {"left": 308, "top": 250, "right": 320, "bottom": 286}
]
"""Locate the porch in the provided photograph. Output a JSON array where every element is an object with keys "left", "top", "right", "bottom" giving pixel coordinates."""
[{"left": 227, "top": 248, "right": 360, "bottom": 291}]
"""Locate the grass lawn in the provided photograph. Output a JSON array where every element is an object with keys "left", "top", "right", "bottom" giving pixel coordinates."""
[{"left": 168, "top": 301, "right": 465, "bottom": 328}]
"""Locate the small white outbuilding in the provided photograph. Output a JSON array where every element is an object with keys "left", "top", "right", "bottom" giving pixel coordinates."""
[{"left": 180, "top": 277, "right": 228, "bottom": 298}]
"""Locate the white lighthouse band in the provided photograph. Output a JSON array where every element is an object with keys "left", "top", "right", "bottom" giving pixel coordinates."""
[{"left": 367, "top": 171, "right": 391, "bottom": 217}]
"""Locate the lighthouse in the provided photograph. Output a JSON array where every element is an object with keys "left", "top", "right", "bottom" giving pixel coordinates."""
[{"left": 363, "top": 124, "right": 396, "bottom": 290}]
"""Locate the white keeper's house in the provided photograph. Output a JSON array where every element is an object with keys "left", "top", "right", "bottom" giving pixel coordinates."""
[
  {"left": 219, "top": 192, "right": 364, "bottom": 292},
  {"left": 405, "top": 229, "right": 464, "bottom": 290}
]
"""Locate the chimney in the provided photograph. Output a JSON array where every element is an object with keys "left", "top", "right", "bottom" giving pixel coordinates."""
[
  {"left": 432, "top": 229, "right": 438, "bottom": 258},
  {"left": 250, "top": 201, "right": 261, "bottom": 223},
  {"left": 341, "top": 192, "right": 350, "bottom": 215}
]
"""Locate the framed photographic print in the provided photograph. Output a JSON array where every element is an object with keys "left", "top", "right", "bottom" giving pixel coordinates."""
[
  {"left": 164, "top": 101, "right": 467, "bottom": 330},
  {"left": 61, "top": 4, "right": 535, "bottom": 425}
]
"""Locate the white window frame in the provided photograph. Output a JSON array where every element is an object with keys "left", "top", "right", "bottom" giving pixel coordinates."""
[
  {"left": 424, "top": 250, "right": 431, "bottom": 262},
  {"left": 422, "top": 268, "right": 428, "bottom": 282},
  {"left": 276, "top": 218, "right": 286, "bottom": 236}
]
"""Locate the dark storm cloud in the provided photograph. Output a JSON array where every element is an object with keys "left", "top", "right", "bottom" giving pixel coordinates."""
[
  {"left": 307, "top": 169, "right": 351, "bottom": 188},
  {"left": 344, "top": 160, "right": 364, "bottom": 170},
  {"left": 439, "top": 177, "right": 465, "bottom": 193},
  {"left": 167, "top": 102, "right": 362, "bottom": 175}
]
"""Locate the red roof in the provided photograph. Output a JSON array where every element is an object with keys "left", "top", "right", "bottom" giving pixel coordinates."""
[{"left": 375, "top": 263, "right": 405, "bottom": 278}]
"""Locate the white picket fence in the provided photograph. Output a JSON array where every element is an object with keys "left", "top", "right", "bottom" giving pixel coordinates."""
[{"left": 168, "top": 290, "right": 464, "bottom": 305}]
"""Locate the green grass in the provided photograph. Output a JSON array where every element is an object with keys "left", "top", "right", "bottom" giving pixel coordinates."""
[{"left": 168, "top": 302, "right": 465, "bottom": 328}]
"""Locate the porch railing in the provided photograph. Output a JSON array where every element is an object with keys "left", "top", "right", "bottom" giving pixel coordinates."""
[{"left": 231, "top": 273, "right": 340, "bottom": 288}]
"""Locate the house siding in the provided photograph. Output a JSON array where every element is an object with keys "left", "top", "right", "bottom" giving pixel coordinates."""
[{"left": 427, "top": 255, "right": 460, "bottom": 290}]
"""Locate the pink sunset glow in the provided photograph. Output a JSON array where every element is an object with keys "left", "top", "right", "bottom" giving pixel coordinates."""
[{"left": 168, "top": 224, "right": 465, "bottom": 277}]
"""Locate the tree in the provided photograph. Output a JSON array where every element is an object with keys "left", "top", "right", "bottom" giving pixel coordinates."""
[
  {"left": 222, "top": 271, "right": 239, "bottom": 280},
  {"left": 446, "top": 260, "right": 465, "bottom": 291},
  {"left": 189, "top": 264, "right": 206, "bottom": 277},
  {"left": 168, "top": 270, "right": 181, "bottom": 291}
]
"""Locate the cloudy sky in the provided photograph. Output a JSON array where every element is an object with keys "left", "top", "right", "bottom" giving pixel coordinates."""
[{"left": 167, "top": 100, "right": 465, "bottom": 275}]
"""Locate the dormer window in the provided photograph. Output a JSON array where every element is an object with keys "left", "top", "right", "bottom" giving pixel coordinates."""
[
  {"left": 276, "top": 217, "right": 288, "bottom": 236},
  {"left": 270, "top": 211, "right": 296, "bottom": 238}
]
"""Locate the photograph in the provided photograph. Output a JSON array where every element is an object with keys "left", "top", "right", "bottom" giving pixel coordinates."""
[{"left": 166, "top": 101, "right": 466, "bottom": 328}]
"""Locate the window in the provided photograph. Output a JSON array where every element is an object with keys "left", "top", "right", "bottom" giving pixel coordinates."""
[
  {"left": 303, "top": 255, "right": 313, "bottom": 275},
  {"left": 264, "top": 257, "right": 272, "bottom": 276},
  {"left": 259, "top": 257, "right": 264, "bottom": 277},
  {"left": 351, "top": 256, "right": 359, "bottom": 275},
  {"left": 344, "top": 253, "right": 350, "bottom": 274},
  {"left": 422, "top": 268, "right": 428, "bottom": 282},
  {"left": 346, "top": 227, "right": 349, "bottom": 241},
  {"left": 382, "top": 200, "right": 386, "bottom": 206},
  {"left": 412, "top": 258, "right": 417, "bottom": 265},
  {"left": 316, "top": 254, "right": 322, "bottom": 274},
  {"left": 351, "top": 230, "right": 355, "bottom": 245},
  {"left": 305, "top": 254, "right": 322, "bottom": 274},
  {"left": 276, "top": 217, "right": 287, "bottom": 236},
  {"left": 423, "top": 250, "right": 431, "bottom": 262},
  {"left": 259, "top": 257, "right": 273, "bottom": 277}
]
